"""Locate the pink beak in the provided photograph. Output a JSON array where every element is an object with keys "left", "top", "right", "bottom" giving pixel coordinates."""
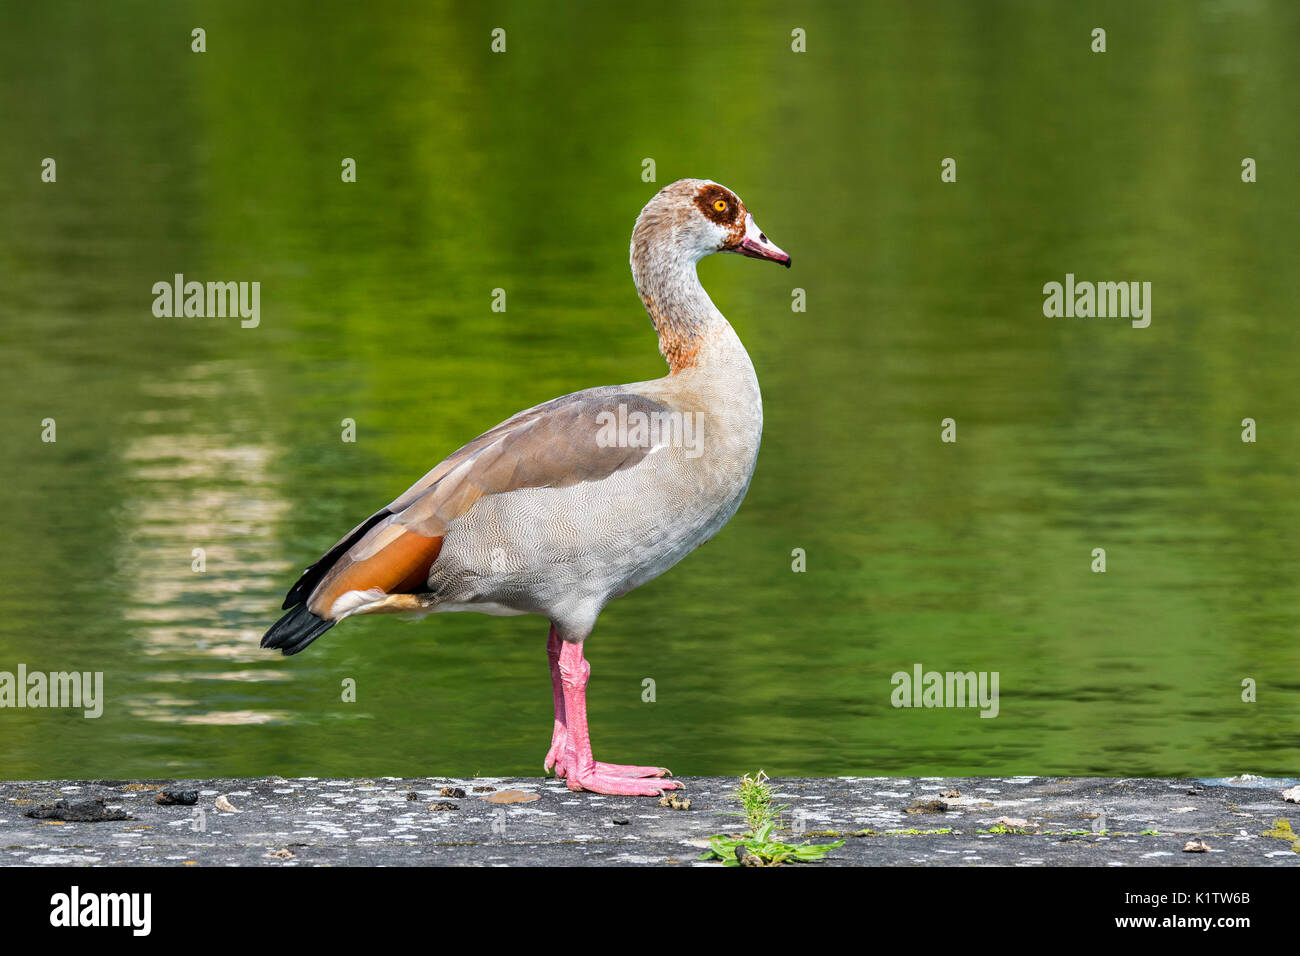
[{"left": 735, "top": 216, "right": 791, "bottom": 268}]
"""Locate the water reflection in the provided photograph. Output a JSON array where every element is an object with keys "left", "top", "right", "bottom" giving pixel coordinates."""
[{"left": 119, "top": 362, "right": 290, "bottom": 724}]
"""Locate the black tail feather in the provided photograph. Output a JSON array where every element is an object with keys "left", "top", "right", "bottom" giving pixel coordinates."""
[
  {"left": 261, "top": 604, "right": 335, "bottom": 656},
  {"left": 282, "top": 508, "right": 391, "bottom": 609}
]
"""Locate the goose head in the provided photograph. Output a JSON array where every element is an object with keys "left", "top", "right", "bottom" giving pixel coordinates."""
[{"left": 631, "top": 179, "right": 791, "bottom": 270}]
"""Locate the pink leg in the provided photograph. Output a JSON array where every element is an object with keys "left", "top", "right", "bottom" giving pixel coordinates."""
[
  {"left": 555, "top": 639, "right": 679, "bottom": 796},
  {"left": 544, "top": 627, "right": 671, "bottom": 780},
  {"left": 543, "top": 626, "right": 567, "bottom": 774}
]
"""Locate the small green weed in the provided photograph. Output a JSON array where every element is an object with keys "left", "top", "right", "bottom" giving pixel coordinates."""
[{"left": 698, "top": 771, "right": 844, "bottom": 867}]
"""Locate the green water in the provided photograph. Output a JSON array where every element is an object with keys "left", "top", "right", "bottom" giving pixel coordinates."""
[{"left": 1, "top": 0, "right": 1298, "bottom": 780}]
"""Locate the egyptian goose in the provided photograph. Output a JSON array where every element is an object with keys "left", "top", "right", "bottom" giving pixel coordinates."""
[{"left": 263, "top": 179, "right": 790, "bottom": 795}]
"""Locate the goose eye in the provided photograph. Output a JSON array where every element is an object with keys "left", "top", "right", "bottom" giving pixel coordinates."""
[{"left": 713, "top": 199, "right": 727, "bottom": 213}]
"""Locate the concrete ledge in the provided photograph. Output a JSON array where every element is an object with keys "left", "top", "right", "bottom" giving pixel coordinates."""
[{"left": 3, "top": 776, "right": 1298, "bottom": 866}]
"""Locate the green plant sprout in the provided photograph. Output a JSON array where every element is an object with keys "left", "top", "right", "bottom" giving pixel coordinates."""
[{"left": 698, "top": 771, "right": 845, "bottom": 867}]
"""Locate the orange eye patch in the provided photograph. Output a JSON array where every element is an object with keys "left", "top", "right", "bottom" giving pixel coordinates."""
[{"left": 713, "top": 199, "right": 727, "bottom": 212}]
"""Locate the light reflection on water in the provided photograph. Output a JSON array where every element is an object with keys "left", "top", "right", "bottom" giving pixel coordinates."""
[{"left": 118, "top": 363, "right": 291, "bottom": 726}]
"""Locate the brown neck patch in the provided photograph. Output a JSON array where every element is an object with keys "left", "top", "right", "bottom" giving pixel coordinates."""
[
  {"left": 636, "top": 287, "right": 712, "bottom": 374},
  {"left": 660, "top": 328, "right": 705, "bottom": 373}
]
